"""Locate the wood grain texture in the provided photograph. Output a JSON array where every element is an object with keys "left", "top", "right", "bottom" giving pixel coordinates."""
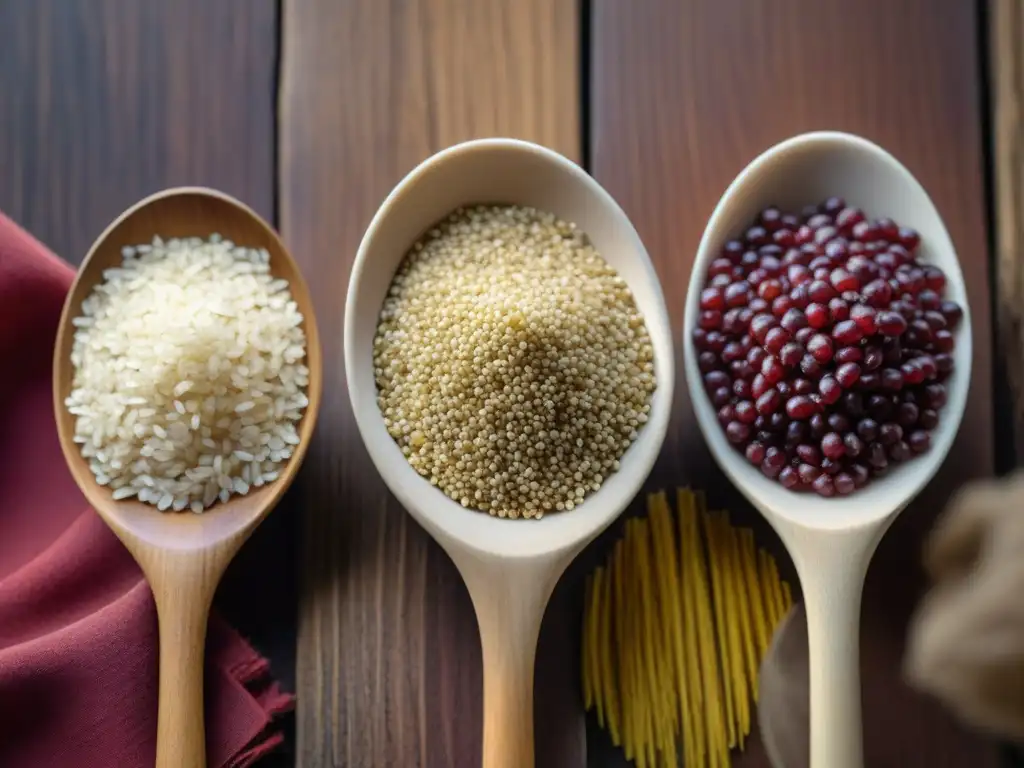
[
  {"left": 0, "top": 0, "right": 277, "bottom": 262},
  {"left": 0, "top": 4, "right": 296, "bottom": 766},
  {"left": 590, "top": 0, "right": 995, "bottom": 766},
  {"left": 49, "top": 187, "right": 322, "bottom": 768},
  {"left": 991, "top": 0, "right": 1024, "bottom": 462},
  {"left": 278, "top": 1, "right": 583, "bottom": 766}
]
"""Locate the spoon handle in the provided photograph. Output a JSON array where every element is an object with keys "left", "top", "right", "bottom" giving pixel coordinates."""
[
  {"left": 480, "top": 614, "right": 539, "bottom": 768},
  {"left": 152, "top": 578, "right": 214, "bottom": 768},
  {"left": 792, "top": 525, "right": 881, "bottom": 768},
  {"left": 463, "top": 558, "right": 561, "bottom": 768}
]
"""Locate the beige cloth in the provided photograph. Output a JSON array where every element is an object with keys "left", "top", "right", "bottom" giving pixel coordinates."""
[
  {"left": 905, "top": 473, "right": 1024, "bottom": 741},
  {"left": 758, "top": 474, "right": 1024, "bottom": 767}
]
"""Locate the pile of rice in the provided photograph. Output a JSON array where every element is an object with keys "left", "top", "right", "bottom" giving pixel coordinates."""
[{"left": 65, "top": 234, "right": 309, "bottom": 513}]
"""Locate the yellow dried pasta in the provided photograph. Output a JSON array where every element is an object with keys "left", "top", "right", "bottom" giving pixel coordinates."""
[
  {"left": 600, "top": 560, "right": 620, "bottom": 747},
  {"left": 592, "top": 567, "right": 606, "bottom": 728},
  {"left": 581, "top": 489, "right": 795, "bottom": 767},
  {"left": 704, "top": 512, "right": 736, "bottom": 749}
]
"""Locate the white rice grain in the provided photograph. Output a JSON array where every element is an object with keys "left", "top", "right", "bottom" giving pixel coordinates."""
[{"left": 66, "top": 235, "right": 309, "bottom": 513}]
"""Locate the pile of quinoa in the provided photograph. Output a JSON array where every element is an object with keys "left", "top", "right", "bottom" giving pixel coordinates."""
[{"left": 372, "top": 204, "right": 656, "bottom": 519}]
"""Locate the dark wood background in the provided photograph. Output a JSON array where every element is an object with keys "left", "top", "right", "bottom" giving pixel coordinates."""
[{"left": 0, "top": 0, "right": 1015, "bottom": 766}]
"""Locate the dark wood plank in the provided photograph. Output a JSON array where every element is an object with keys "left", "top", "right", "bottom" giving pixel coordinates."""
[
  {"left": 590, "top": 0, "right": 996, "bottom": 766},
  {"left": 990, "top": 14, "right": 1024, "bottom": 763},
  {"left": 278, "top": 1, "right": 583, "bottom": 766},
  {"left": 0, "top": 0, "right": 277, "bottom": 261},
  {"left": 0, "top": 3, "right": 293, "bottom": 765},
  {"left": 991, "top": 0, "right": 1024, "bottom": 468}
]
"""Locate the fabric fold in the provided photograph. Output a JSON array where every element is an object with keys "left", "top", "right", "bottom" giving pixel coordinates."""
[{"left": 0, "top": 212, "right": 292, "bottom": 768}]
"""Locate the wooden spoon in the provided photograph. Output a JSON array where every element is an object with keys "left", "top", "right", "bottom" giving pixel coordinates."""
[
  {"left": 684, "top": 132, "right": 972, "bottom": 768},
  {"left": 345, "top": 139, "right": 675, "bottom": 767},
  {"left": 52, "top": 187, "right": 322, "bottom": 768}
]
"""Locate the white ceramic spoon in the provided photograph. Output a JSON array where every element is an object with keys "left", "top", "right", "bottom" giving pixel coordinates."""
[
  {"left": 683, "top": 132, "right": 972, "bottom": 768},
  {"left": 345, "top": 139, "right": 675, "bottom": 768}
]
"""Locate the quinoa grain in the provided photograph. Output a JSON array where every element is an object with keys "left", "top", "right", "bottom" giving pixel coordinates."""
[{"left": 373, "top": 205, "right": 656, "bottom": 519}]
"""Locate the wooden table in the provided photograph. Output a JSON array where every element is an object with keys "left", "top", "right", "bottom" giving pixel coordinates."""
[{"left": 2, "top": 1, "right": 1016, "bottom": 766}]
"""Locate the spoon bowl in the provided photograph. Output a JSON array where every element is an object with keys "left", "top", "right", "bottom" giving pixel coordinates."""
[
  {"left": 53, "top": 187, "right": 322, "bottom": 768},
  {"left": 684, "top": 132, "right": 971, "bottom": 768},
  {"left": 346, "top": 138, "right": 674, "bottom": 768}
]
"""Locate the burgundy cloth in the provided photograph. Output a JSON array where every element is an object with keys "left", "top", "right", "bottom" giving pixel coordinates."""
[{"left": 0, "top": 214, "right": 293, "bottom": 767}]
